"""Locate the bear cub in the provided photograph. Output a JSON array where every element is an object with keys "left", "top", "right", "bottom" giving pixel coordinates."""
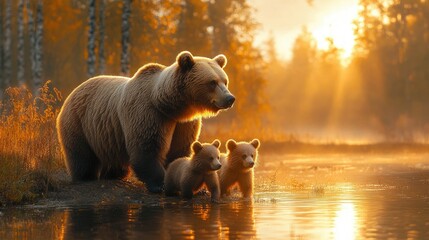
[
  {"left": 218, "top": 139, "right": 260, "bottom": 198},
  {"left": 165, "top": 140, "right": 222, "bottom": 201}
]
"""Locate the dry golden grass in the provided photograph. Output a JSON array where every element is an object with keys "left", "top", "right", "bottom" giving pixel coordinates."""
[{"left": 0, "top": 81, "right": 64, "bottom": 205}]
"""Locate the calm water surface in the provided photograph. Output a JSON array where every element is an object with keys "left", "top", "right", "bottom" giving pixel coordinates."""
[{"left": 1, "top": 154, "right": 429, "bottom": 239}]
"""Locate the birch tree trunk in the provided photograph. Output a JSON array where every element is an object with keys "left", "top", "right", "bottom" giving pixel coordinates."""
[
  {"left": 87, "top": 0, "right": 96, "bottom": 77},
  {"left": 0, "top": 0, "right": 4, "bottom": 98},
  {"left": 34, "top": 0, "right": 44, "bottom": 92},
  {"left": 2, "top": 0, "right": 12, "bottom": 92},
  {"left": 121, "top": 0, "right": 132, "bottom": 76},
  {"left": 17, "top": 0, "right": 25, "bottom": 85},
  {"left": 27, "top": 0, "right": 37, "bottom": 89},
  {"left": 98, "top": 0, "right": 106, "bottom": 74}
]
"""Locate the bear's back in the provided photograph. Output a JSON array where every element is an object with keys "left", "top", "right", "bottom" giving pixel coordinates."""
[{"left": 131, "top": 63, "right": 165, "bottom": 81}]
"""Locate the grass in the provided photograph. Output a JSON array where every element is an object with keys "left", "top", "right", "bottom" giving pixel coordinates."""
[{"left": 0, "top": 82, "right": 64, "bottom": 205}]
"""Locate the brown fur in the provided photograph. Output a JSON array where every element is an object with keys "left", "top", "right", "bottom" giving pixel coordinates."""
[
  {"left": 56, "top": 51, "right": 234, "bottom": 193},
  {"left": 217, "top": 139, "right": 260, "bottom": 198},
  {"left": 164, "top": 140, "right": 222, "bottom": 201}
]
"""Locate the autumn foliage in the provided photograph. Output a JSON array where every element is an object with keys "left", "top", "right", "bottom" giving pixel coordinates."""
[{"left": 0, "top": 82, "right": 63, "bottom": 204}]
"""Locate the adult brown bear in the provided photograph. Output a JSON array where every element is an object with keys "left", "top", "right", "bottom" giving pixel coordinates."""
[{"left": 56, "top": 51, "right": 235, "bottom": 193}]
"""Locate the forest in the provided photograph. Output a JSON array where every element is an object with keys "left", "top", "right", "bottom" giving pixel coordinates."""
[
  {"left": 1, "top": 0, "right": 429, "bottom": 143},
  {"left": 266, "top": 0, "right": 429, "bottom": 142}
]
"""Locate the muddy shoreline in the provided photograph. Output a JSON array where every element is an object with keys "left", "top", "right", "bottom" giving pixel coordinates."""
[{"left": 31, "top": 179, "right": 162, "bottom": 208}]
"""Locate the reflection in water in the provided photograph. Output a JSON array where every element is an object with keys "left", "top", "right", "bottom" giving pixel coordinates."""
[
  {"left": 1, "top": 159, "right": 429, "bottom": 239},
  {"left": 334, "top": 202, "right": 356, "bottom": 240},
  {"left": 0, "top": 187, "right": 429, "bottom": 239},
  {"left": 160, "top": 201, "right": 255, "bottom": 239},
  {"left": 0, "top": 201, "right": 256, "bottom": 239}
]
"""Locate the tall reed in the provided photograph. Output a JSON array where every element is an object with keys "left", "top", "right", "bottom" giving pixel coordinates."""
[{"left": 0, "top": 81, "right": 63, "bottom": 204}]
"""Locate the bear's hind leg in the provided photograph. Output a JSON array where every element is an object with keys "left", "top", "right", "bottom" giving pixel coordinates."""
[{"left": 61, "top": 132, "right": 101, "bottom": 181}]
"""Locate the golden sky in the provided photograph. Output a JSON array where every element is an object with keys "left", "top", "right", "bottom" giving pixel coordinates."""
[{"left": 250, "top": 0, "right": 360, "bottom": 61}]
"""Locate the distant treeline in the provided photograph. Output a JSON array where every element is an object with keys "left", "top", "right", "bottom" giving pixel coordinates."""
[{"left": 265, "top": 0, "right": 429, "bottom": 142}]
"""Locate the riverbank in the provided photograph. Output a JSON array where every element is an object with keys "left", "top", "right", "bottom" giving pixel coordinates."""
[
  {"left": 2, "top": 144, "right": 429, "bottom": 207},
  {"left": 33, "top": 178, "right": 160, "bottom": 208}
]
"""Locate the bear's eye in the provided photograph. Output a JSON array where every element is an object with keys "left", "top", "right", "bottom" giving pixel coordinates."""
[
  {"left": 242, "top": 154, "right": 246, "bottom": 160},
  {"left": 251, "top": 154, "right": 254, "bottom": 158},
  {"left": 210, "top": 80, "right": 217, "bottom": 88},
  {"left": 217, "top": 156, "right": 220, "bottom": 160}
]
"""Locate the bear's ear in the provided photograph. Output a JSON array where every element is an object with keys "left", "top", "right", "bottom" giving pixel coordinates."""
[
  {"left": 213, "top": 54, "right": 227, "bottom": 68},
  {"left": 192, "top": 141, "right": 203, "bottom": 154},
  {"left": 177, "top": 51, "right": 195, "bottom": 71},
  {"left": 212, "top": 139, "right": 221, "bottom": 149},
  {"left": 226, "top": 139, "right": 237, "bottom": 151},
  {"left": 250, "top": 139, "right": 260, "bottom": 149}
]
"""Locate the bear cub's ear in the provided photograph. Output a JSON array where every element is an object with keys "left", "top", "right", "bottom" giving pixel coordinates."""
[
  {"left": 226, "top": 139, "right": 237, "bottom": 151},
  {"left": 212, "top": 139, "right": 221, "bottom": 149},
  {"left": 177, "top": 51, "right": 195, "bottom": 70},
  {"left": 192, "top": 141, "right": 203, "bottom": 154},
  {"left": 250, "top": 139, "right": 260, "bottom": 149},
  {"left": 213, "top": 54, "right": 227, "bottom": 68}
]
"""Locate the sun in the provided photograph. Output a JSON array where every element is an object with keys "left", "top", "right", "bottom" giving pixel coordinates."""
[{"left": 311, "top": 4, "right": 359, "bottom": 64}]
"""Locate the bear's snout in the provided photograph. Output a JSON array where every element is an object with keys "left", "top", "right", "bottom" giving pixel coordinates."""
[
  {"left": 211, "top": 160, "right": 222, "bottom": 170},
  {"left": 243, "top": 157, "right": 255, "bottom": 168},
  {"left": 213, "top": 163, "right": 222, "bottom": 170},
  {"left": 224, "top": 94, "right": 236, "bottom": 107},
  {"left": 214, "top": 94, "right": 235, "bottom": 109},
  {"left": 212, "top": 84, "right": 235, "bottom": 109}
]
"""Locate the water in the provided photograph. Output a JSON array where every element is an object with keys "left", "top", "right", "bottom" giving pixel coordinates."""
[{"left": 1, "top": 154, "right": 429, "bottom": 239}]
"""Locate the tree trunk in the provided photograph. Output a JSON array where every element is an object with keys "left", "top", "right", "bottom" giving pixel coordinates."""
[
  {"left": 2, "top": 0, "right": 12, "bottom": 93},
  {"left": 34, "top": 0, "right": 44, "bottom": 93},
  {"left": 17, "top": 0, "right": 25, "bottom": 85},
  {"left": 87, "top": 0, "right": 96, "bottom": 77},
  {"left": 98, "top": 0, "right": 106, "bottom": 74},
  {"left": 0, "top": 0, "right": 4, "bottom": 98},
  {"left": 27, "top": 0, "right": 37, "bottom": 90},
  {"left": 121, "top": 0, "right": 132, "bottom": 76}
]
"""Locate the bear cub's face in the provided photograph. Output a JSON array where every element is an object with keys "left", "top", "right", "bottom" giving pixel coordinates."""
[
  {"left": 226, "top": 139, "right": 260, "bottom": 169},
  {"left": 176, "top": 51, "right": 235, "bottom": 115},
  {"left": 192, "top": 140, "right": 222, "bottom": 171}
]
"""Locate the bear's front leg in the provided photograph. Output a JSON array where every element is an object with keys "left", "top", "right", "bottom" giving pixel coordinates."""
[
  {"left": 128, "top": 132, "right": 169, "bottom": 193},
  {"left": 131, "top": 150, "right": 165, "bottom": 193},
  {"left": 219, "top": 175, "right": 234, "bottom": 197},
  {"left": 238, "top": 172, "right": 254, "bottom": 198},
  {"left": 165, "top": 118, "right": 201, "bottom": 167},
  {"left": 205, "top": 173, "right": 221, "bottom": 202}
]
